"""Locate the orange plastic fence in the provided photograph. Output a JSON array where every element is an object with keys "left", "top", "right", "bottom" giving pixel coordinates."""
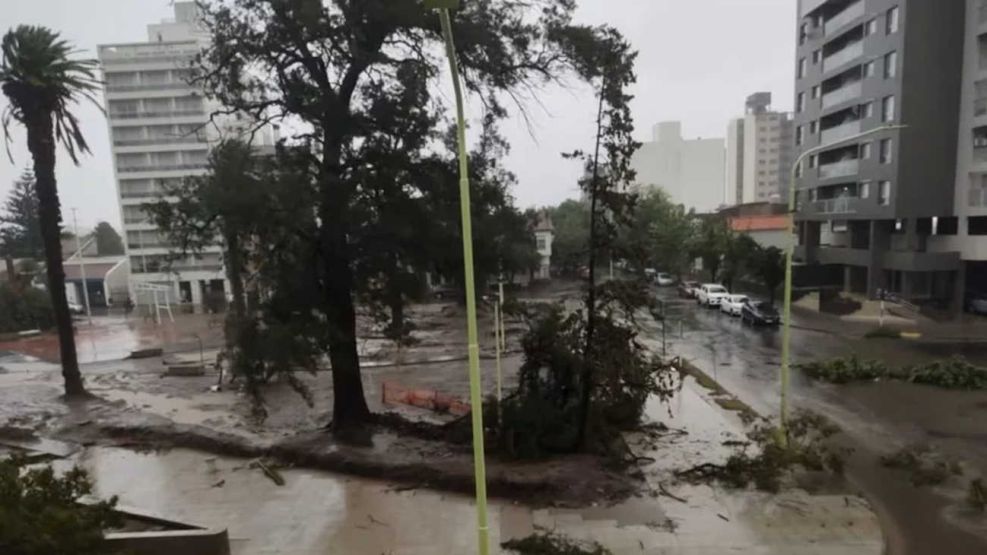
[{"left": 381, "top": 381, "right": 471, "bottom": 416}]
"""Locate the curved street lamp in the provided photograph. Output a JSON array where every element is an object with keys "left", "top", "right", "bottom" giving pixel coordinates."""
[{"left": 779, "top": 123, "right": 907, "bottom": 438}]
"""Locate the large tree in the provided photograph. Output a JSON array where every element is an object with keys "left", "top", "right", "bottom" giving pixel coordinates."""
[
  {"left": 548, "top": 199, "right": 590, "bottom": 277},
  {"left": 0, "top": 170, "right": 43, "bottom": 260},
  {"left": 1, "top": 26, "right": 99, "bottom": 397},
  {"left": 195, "top": 0, "right": 608, "bottom": 429},
  {"left": 692, "top": 216, "right": 731, "bottom": 283},
  {"left": 754, "top": 245, "right": 785, "bottom": 305},
  {"left": 92, "top": 222, "right": 124, "bottom": 256}
]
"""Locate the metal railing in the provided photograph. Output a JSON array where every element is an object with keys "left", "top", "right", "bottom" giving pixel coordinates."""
[
  {"left": 820, "top": 120, "right": 861, "bottom": 144},
  {"left": 821, "top": 81, "right": 862, "bottom": 109},
  {"left": 110, "top": 109, "right": 205, "bottom": 120},
  {"left": 813, "top": 197, "right": 854, "bottom": 214},
  {"left": 822, "top": 41, "right": 864, "bottom": 73},
  {"left": 976, "top": 98, "right": 987, "bottom": 118},
  {"left": 824, "top": 0, "right": 865, "bottom": 35},
  {"left": 818, "top": 159, "right": 860, "bottom": 179},
  {"left": 113, "top": 136, "right": 207, "bottom": 146},
  {"left": 120, "top": 190, "right": 161, "bottom": 199},
  {"left": 975, "top": 146, "right": 987, "bottom": 164},
  {"left": 118, "top": 163, "right": 208, "bottom": 173},
  {"left": 105, "top": 82, "right": 192, "bottom": 92}
]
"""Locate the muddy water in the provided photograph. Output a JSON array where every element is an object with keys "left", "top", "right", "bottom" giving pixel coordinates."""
[{"left": 656, "top": 295, "right": 987, "bottom": 555}]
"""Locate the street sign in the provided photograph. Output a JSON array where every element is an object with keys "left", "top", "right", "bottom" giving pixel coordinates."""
[{"left": 424, "top": 0, "right": 460, "bottom": 8}]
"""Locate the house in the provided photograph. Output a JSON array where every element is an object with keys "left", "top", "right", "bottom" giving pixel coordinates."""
[
  {"left": 719, "top": 202, "right": 789, "bottom": 250},
  {"left": 62, "top": 254, "right": 131, "bottom": 308},
  {"left": 533, "top": 211, "right": 554, "bottom": 280}
]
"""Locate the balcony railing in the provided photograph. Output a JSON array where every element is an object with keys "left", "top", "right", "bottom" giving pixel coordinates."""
[
  {"left": 113, "top": 136, "right": 207, "bottom": 146},
  {"left": 118, "top": 163, "right": 207, "bottom": 173},
  {"left": 109, "top": 109, "right": 205, "bottom": 120},
  {"left": 977, "top": 99, "right": 987, "bottom": 118},
  {"left": 822, "top": 41, "right": 864, "bottom": 73},
  {"left": 818, "top": 159, "right": 859, "bottom": 179},
  {"left": 812, "top": 197, "right": 856, "bottom": 214},
  {"left": 824, "top": 1, "right": 865, "bottom": 35},
  {"left": 821, "top": 81, "right": 862, "bottom": 109},
  {"left": 975, "top": 146, "right": 987, "bottom": 164},
  {"left": 970, "top": 187, "right": 987, "bottom": 207},
  {"left": 105, "top": 82, "right": 192, "bottom": 92},
  {"left": 120, "top": 190, "right": 161, "bottom": 199},
  {"left": 820, "top": 120, "right": 861, "bottom": 144}
]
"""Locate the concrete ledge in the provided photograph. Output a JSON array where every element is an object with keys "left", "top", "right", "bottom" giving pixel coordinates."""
[
  {"left": 128, "top": 348, "right": 164, "bottom": 360},
  {"left": 106, "top": 529, "right": 230, "bottom": 555}
]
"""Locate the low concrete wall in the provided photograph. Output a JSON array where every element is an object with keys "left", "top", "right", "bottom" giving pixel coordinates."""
[{"left": 106, "top": 528, "right": 230, "bottom": 555}]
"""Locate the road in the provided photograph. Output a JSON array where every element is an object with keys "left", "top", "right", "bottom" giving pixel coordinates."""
[{"left": 645, "top": 287, "right": 987, "bottom": 555}]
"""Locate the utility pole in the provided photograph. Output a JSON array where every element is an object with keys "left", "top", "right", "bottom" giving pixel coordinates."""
[{"left": 71, "top": 208, "right": 92, "bottom": 325}]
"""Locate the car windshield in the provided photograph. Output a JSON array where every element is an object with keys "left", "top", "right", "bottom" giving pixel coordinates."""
[
  {"left": 730, "top": 295, "right": 747, "bottom": 302},
  {"left": 754, "top": 302, "right": 777, "bottom": 313},
  {"left": 709, "top": 286, "right": 727, "bottom": 294}
]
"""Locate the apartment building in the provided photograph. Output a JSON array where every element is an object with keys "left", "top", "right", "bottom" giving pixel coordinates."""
[
  {"left": 632, "top": 121, "right": 726, "bottom": 213},
  {"left": 99, "top": 2, "right": 270, "bottom": 307},
  {"left": 792, "top": 0, "right": 980, "bottom": 313},
  {"left": 726, "top": 92, "right": 796, "bottom": 206}
]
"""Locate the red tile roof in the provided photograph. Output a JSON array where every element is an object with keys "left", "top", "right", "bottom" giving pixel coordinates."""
[{"left": 729, "top": 215, "right": 788, "bottom": 232}]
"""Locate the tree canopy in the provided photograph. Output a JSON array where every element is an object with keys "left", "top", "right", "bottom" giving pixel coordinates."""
[{"left": 0, "top": 170, "right": 42, "bottom": 259}]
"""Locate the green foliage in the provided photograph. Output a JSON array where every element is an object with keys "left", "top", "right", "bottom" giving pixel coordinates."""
[
  {"left": 798, "top": 356, "right": 987, "bottom": 390},
  {"left": 692, "top": 217, "right": 731, "bottom": 282},
  {"left": 720, "top": 233, "right": 758, "bottom": 292},
  {"left": 880, "top": 445, "right": 963, "bottom": 487},
  {"left": 752, "top": 245, "right": 785, "bottom": 304},
  {"left": 91, "top": 222, "right": 124, "bottom": 256},
  {"left": 968, "top": 479, "right": 986, "bottom": 512},
  {"left": 0, "top": 170, "right": 42, "bottom": 259},
  {"left": 0, "top": 282, "right": 52, "bottom": 333},
  {"left": 498, "top": 305, "right": 681, "bottom": 458},
  {"left": 619, "top": 188, "right": 694, "bottom": 276},
  {"left": 678, "top": 410, "right": 848, "bottom": 493},
  {"left": 863, "top": 326, "right": 902, "bottom": 339},
  {"left": 0, "top": 455, "right": 120, "bottom": 555},
  {"left": 548, "top": 199, "right": 590, "bottom": 277},
  {"left": 502, "top": 533, "right": 612, "bottom": 555}
]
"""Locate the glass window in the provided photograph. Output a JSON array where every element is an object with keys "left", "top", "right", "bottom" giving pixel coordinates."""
[
  {"left": 884, "top": 51, "right": 898, "bottom": 78},
  {"left": 800, "top": 23, "right": 809, "bottom": 45},
  {"left": 882, "top": 95, "right": 896, "bottom": 122},
  {"left": 860, "top": 182, "right": 871, "bottom": 199},
  {"left": 865, "top": 18, "right": 878, "bottom": 36},
  {"left": 795, "top": 161, "right": 804, "bottom": 178},
  {"left": 798, "top": 57, "right": 807, "bottom": 78},
  {"left": 809, "top": 154, "right": 818, "bottom": 168},
  {"left": 861, "top": 142, "right": 872, "bottom": 159},
  {"left": 879, "top": 180, "right": 892, "bottom": 205},
  {"left": 796, "top": 125, "right": 805, "bottom": 145},
  {"left": 863, "top": 101, "right": 875, "bottom": 118},
  {"left": 880, "top": 138, "right": 893, "bottom": 164},
  {"left": 809, "top": 120, "right": 818, "bottom": 134},
  {"left": 812, "top": 85, "right": 820, "bottom": 99},
  {"left": 864, "top": 61, "right": 876, "bottom": 77},
  {"left": 813, "top": 49, "right": 822, "bottom": 64},
  {"left": 886, "top": 7, "right": 900, "bottom": 34},
  {"left": 797, "top": 92, "right": 806, "bottom": 112}
]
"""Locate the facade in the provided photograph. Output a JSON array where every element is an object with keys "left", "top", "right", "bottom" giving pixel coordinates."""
[
  {"left": 98, "top": 2, "right": 272, "bottom": 308},
  {"left": 793, "top": 0, "right": 979, "bottom": 312},
  {"left": 63, "top": 255, "right": 130, "bottom": 308},
  {"left": 632, "top": 121, "right": 726, "bottom": 213},
  {"left": 720, "top": 202, "right": 790, "bottom": 250},
  {"left": 725, "top": 92, "right": 795, "bottom": 206},
  {"left": 533, "top": 211, "right": 554, "bottom": 280}
]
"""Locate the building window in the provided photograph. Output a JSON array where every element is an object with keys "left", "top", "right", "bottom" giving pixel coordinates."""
[
  {"left": 879, "top": 138, "right": 893, "bottom": 164},
  {"left": 882, "top": 95, "right": 896, "bottom": 122},
  {"left": 797, "top": 92, "right": 806, "bottom": 112},
  {"left": 810, "top": 188, "right": 818, "bottom": 202},
  {"left": 865, "top": 18, "right": 878, "bottom": 36},
  {"left": 884, "top": 51, "right": 898, "bottom": 78},
  {"left": 864, "top": 60, "right": 876, "bottom": 77},
  {"left": 809, "top": 154, "right": 818, "bottom": 168},
  {"left": 886, "top": 6, "right": 900, "bottom": 34},
  {"left": 812, "top": 85, "right": 820, "bottom": 99},
  {"left": 798, "top": 57, "right": 807, "bottom": 78},
  {"left": 860, "top": 142, "right": 872, "bottom": 159},
  {"left": 537, "top": 237, "right": 546, "bottom": 250},
  {"left": 795, "top": 161, "right": 804, "bottom": 178},
  {"left": 795, "top": 125, "right": 804, "bottom": 145},
  {"left": 879, "top": 180, "right": 892, "bottom": 205},
  {"left": 812, "top": 49, "right": 822, "bottom": 64},
  {"left": 862, "top": 101, "right": 875, "bottom": 118},
  {"left": 860, "top": 181, "right": 871, "bottom": 199},
  {"left": 809, "top": 120, "right": 818, "bottom": 134}
]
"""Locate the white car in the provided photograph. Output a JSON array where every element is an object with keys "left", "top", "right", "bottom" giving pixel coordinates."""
[
  {"left": 696, "top": 284, "right": 729, "bottom": 307},
  {"left": 656, "top": 272, "right": 675, "bottom": 286},
  {"left": 720, "top": 294, "right": 749, "bottom": 316}
]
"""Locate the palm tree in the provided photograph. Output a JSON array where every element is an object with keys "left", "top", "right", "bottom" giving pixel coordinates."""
[{"left": 1, "top": 26, "right": 100, "bottom": 397}]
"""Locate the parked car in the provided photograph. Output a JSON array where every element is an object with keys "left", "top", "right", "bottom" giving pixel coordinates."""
[
  {"left": 656, "top": 272, "right": 675, "bottom": 286},
  {"left": 678, "top": 280, "right": 700, "bottom": 298},
  {"left": 741, "top": 300, "right": 781, "bottom": 326},
  {"left": 967, "top": 292, "right": 987, "bottom": 315},
  {"left": 719, "top": 294, "right": 749, "bottom": 316},
  {"left": 696, "top": 284, "right": 729, "bottom": 307},
  {"left": 430, "top": 286, "right": 461, "bottom": 301}
]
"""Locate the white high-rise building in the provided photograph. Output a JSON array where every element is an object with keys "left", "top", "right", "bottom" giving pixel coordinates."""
[
  {"left": 725, "top": 92, "right": 795, "bottom": 206},
  {"left": 99, "top": 2, "right": 271, "bottom": 307},
  {"left": 631, "top": 121, "right": 726, "bottom": 213}
]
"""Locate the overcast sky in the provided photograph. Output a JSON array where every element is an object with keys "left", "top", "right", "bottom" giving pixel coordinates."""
[{"left": 0, "top": 0, "right": 795, "bottom": 232}]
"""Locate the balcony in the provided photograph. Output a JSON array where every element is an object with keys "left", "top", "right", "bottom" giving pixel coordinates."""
[
  {"left": 109, "top": 109, "right": 205, "bottom": 120},
  {"left": 105, "top": 82, "right": 192, "bottom": 92},
  {"left": 815, "top": 197, "right": 855, "bottom": 214},
  {"left": 818, "top": 159, "right": 859, "bottom": 179},
  {"left": 975, "top": 146, "right": 987, "bottom": 165},
  {"left": 971, "top": 187, "right": 987, "bottom": 207},
  {"left": 114, "top": 136, "right": 207, "bottom": 146},
  {"left": 824, "top": 1, "right": 865, "bottom": 35},
  {"left": 822, "top": 41, "right": 864, "bottom": 73},
  {"left": 817, "top": 246, "right": 871, "bottom": 267},
  {"left": 821, "top": 81, "right": 862, "bottom": 109},
  {"left": 118, "top": 163, "right": 207, "bottom": 173},
  {"left": 820, "top": 120, "right": 861, "bottom": 144},
  {"left": 977, "top": 98, "right": 987, "bottom": 118}
]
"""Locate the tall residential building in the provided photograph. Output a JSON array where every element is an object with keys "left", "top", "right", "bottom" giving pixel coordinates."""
[
  {"left": 793, "top": 0, "right": 983, "bottom": 314},
  {"left": 99, "top": 2, "right": 271, "bottom": 306},
  {"left": 725, "top": 92, "right": 795, "bottom": 206},
  {"left": 631, "top": 121, "right": 725, "bottom": 213}
]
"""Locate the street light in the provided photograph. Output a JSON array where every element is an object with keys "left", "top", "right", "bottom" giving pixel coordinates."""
[
  {"left": 426, "top": 2, "right": 490, "bottom": 554},
  {"left": 71, "top": 208, "right": 93, "bottom": 325},
  {"left": 778, "top": 123, "right": 907, "bottom": 438}
]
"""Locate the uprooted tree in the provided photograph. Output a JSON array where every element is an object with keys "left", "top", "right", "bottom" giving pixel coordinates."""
[
  {"left": 193, "top": 0, "right": 630, "bottom": 429},
  {"left": 497, "top": 26, "right": 681, "bottom": 458}
]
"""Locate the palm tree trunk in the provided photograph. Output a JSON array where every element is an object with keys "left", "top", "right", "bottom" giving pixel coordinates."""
[{"left": 25, "top": 110, "right": 85, "bottom": 397}]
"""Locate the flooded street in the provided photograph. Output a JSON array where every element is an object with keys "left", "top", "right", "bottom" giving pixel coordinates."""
[{"left": 650, "top": 288, "right": 987, "bottom": 555}]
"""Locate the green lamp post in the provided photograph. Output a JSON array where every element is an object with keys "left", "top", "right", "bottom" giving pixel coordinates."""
[{"left": 425, "top": 1, "right": 491, "bottom": 554}]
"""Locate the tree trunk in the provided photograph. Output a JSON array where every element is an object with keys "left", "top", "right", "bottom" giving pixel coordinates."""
[
  {"left": 319, "top": 135, "right": 371, "bottom": 429},
  {"left": 223, "top": 228, "right": 247, "bottom": 353},
  {"left": 25, "top": 110, "right": 85, "bottom": 397},
  {"left": 4, "top": 256, "right": 15, "bottom": 287}
]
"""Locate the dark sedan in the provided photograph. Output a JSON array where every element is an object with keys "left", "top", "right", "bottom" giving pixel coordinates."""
[{"left": 741, "top": 301, "right": 780, "bottom": 326}]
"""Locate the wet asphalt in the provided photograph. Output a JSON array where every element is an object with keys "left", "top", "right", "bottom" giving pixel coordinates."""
[{"left": 646, "top": 287, "right": 987, "bottom": 555}]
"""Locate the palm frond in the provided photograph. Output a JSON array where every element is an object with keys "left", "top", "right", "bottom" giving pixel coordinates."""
[{"left": 0, "top": 25, "right": 103, "bottom": 165}]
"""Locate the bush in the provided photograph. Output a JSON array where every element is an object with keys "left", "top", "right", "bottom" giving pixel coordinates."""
[
  {"left": 880, "top": 445, "right": 964, "bottom": 487},
  {"left": 798, "top": 356, "right": 987, "bottom": 390},
  {"left": 863, "top": 326, "right": 901, "bottom": 339},
  {"left": 502, "top": 533, "right": 612, "bottom": 555},
  {"left": 796, "top": 356, "right": 889, "bottom": 384},
  {"left": 903, "top": 357, "right": 987, "bottom": 390},
  {"left": 0, "top": 455, "right": 120, "bottom": 555},
  {"left": 0, "top": 283, "right": 53, "bottom": 333}
]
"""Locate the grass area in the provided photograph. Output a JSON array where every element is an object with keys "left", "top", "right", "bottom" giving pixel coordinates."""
[
  {"left": 502, "top": 533, "right": 612, "bottom": 555},
  {"left": 863, "top": 326, "right": 902, "bottom": 339},
  {"left": 797, "top": 356, "right": 987, "bottom": 390}
]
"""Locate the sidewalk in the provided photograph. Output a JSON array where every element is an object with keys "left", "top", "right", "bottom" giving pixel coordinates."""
[{"left": 791, "top": 304, "right": 987, "bottom": 343}]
